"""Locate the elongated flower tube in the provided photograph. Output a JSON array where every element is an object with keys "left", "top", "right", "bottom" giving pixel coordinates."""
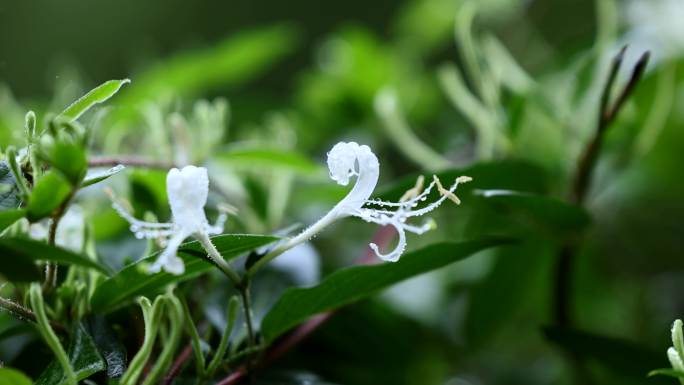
[
  {"left": 252, "top": 142, "right": 470, "bottom": 273},
  {"left": 112, "top": 165, "right": 226, "bottom": 275}
]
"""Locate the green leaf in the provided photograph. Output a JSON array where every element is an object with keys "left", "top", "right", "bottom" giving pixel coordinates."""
[
  {"left": 474, "top": 189, "right": 591, "bottom": 234},
  {"left": 118, "top": 25, "right": 298, "bottom": 105},
  {"left": 215, "top": 145, "right": 322, "bottom": 175},
  {"left": 466, "top": 242, "right": 554, "bottom": 348},
  {"left": 543, "top": 327, "right": 669, "bottom": 383},
  {"left": 82, "top": 164, "right": 125, "bottom": 188},
  {"left": 377, "top": 160, "right": 549, "bottom": 202},
  {"left": 58, "top": 79, "right": 130, "bottom": 122},
  {"left": 261, "top": 238, "right": 513, "bottom": 342},
  {"left": 36, "top": 323, "right": 105, "bottom": 385},
  {"left": 0, "top": 237, "right": 110, "bottom": 278},
  {"left": 83, "top": 316, "right": 127, "bottom": 378},
  {"left": 0, "top": 161, "right": 22, "bottom": 210},
  {"left": 90, "top": 234, "right": 278, "bottom": 313},
  {"left": 0, "top": 244, "right": 41, "bottom": 281},
  {"left": 38, "top": 141, "right": 87, "bottom": 185},
  {"left": 0, "top": 208, "right": 26, "bottom": 232},
  {"left": 0, "top": 367, "right": 33, "bottom": 385},
  {"left": 26, "top": 171, "right": 71, "bottom": 222},
  {"left": 649, "top": 369, "right": 684, "bottom": 379},
  {"left": 0, "top": 323, "right": 34, "bottom": 341}
]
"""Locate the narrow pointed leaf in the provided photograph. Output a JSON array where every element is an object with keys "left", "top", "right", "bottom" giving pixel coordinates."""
[
  {"left": 0, "top": 237, "right": 110, "bottom": 278},
  {"left": 377, "top": 160, "right": 549, "bottom": 201},
  {"left": 82, "top": 164, "right": 125, "bottom": 188},
  {"left": 0, "top": 208, "right": 26, "bottom": 232},
  {"left": 216, "top": 146, "right": 322, "bottom": 175},
  {"left": 90, "top": 234, "right": 278, "bottom": 313},
  {"left": 649, "top": 369, "right": 684, "bottom": 379},
  {"left": 261, "top": 238, "right": 513, "bottom": 342},
  {"left": 83, "top": 316, "right": 127, "bottom": 378},
  {"left": 35, "top": 323, "right": 105, "bottom": 385},
  {"left": 474, "top": 189, "right": 591, "bottom": 233},
  {"left": 58, "top": 79, "right": 130, "bottom": 122}
]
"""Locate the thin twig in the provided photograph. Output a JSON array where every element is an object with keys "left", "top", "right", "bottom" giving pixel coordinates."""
[
  {"left": 555, "top": 47, "right": 650, "bottom": 327},
  {"left": 570, "top": 48, "right": 650, "bottom": 205},
  {"left": 161, "top": 344, "right": 192, "bottom": 385},
  {"left": 44, "top": 188, "right": 77, "bottom": 291},
  {"left": 0, "top": 296, "right": 66, "bottom": 333},
  {"left": 88, "top": 156, "right": 174, "bottom": 170},
  {"left": 238, "top": 281, "right": 257, "bottom": 352}
]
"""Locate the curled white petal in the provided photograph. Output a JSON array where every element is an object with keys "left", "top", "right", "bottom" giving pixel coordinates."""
[
  {"left": 327, "top": 142, "right": 379, "bottom": 212},
  {"left": 283, "top": 142, "right": 379, "bottom": 248},
  {"left": 369, "top": 220, "right": 406, "bottom": 262}
]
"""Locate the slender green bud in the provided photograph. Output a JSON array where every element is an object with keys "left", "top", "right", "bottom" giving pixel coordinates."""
[
  {"left": 673, "top": 319, "right": 684, "bottom": 359},
  {"left": 206, "top": 295, "right": 241, "bottom": 376},
  {"left": 29, "top": 283, "right": 77, "bottom": 385},
  {"left": 25, "top": 111, "right": 36, "bottom": 141}
]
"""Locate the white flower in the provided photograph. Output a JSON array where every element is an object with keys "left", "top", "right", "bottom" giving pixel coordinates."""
[
  {"left": 112, "top": 165, "right": 226, "bottom": 275},
  {"left": 285, "top": 141, "right": 470, "bottom": 262}
]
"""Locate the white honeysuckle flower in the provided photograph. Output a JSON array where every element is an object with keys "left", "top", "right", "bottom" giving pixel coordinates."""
[
  {"left": 281, "top": 141, "right": 470, "bottom": 262},
  {"left": 112, "top": 165, "right": 226, "bottom": 275}
]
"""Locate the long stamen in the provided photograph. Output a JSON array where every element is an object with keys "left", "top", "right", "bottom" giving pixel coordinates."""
[
  {"left": 404, "top": 176, "right": 471, "bottom": 218},
  {"left": 433, "top": 175, "right": 461, "bottom": 204},
  {"left": 400, "top": 175, "right": 425, "bottom": 202}
]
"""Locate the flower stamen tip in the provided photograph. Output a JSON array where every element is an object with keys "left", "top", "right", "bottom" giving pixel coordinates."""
[
  {"left": 400, "top": 175, "right": 425, "bottom": 202},
  {"left": 433, "top": 175, "right": 461, "bottom": 205}
]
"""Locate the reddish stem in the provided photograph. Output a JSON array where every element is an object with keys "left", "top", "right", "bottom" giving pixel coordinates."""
[{"left": 161, "top": 344, "right": 193, "bottom": 385}]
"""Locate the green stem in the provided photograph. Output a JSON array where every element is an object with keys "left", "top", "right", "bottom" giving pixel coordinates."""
[
  {"left": 0, "top": 295, "right": 66, "bottom": 332},
  {"left": 206, "top": 296, "right": 240, "bottom": 377},
  {"left": 142, "top": 295, "right": 184, "bottom": 385},
  {"left": 29, "top": 283, "right": 76, "bottom": 385},
  {"left": 120, "top": 297, "right": 164, "bottom": 385},
  {"left": 238, "top": 281, "right": 256, "bottom": 350},
  {"left": 180, "top": 296, "right": 207, "bottom": 377},
  {"left": 374, "top": 89, "right": 450, "bottom": 170},
  {"left": 43, "top": 189, "right": 76, "bottom": 292},
  {"left": 195, "top": 232, "right": 257, "bottom": 354},
  {"left": 195, "top": 232, "right": 241, "bottom": 286}
]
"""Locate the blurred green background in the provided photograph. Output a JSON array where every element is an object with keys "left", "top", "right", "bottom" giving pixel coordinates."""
[{"left": 2, "top": 0, "right": 684, "bottom": 384}]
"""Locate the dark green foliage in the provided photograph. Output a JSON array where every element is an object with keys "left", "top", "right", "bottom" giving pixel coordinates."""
[{"left": 35, "top": 324, "right": 105, "bottom": 385}]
